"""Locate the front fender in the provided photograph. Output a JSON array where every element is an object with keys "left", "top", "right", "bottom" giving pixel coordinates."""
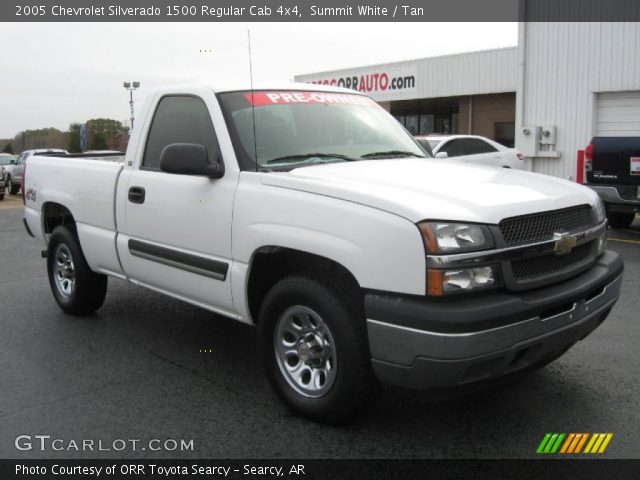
[{"left": 232, "top": 177, "right": 427, "bottom": 296}]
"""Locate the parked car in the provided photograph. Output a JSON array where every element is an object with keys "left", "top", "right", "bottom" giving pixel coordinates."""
[
  {"left": 0, "top": 153, "right": 15, "bottom": 200},
  {"left": 416, "top": 134, "right": 524, "bottom": 169},
  {"left": 583, "top": 137, "right": 640, "bottom": 228},
  {"left": 24, "top": 84, "right": 622, "bottom": 423},
  {"left": 7, "top": 149, "right": 68, "bottom": 194}
]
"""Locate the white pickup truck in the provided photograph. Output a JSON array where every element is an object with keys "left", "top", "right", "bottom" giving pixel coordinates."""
[{"left": 24, "top": 84, "right": 623, "bottom": 423}]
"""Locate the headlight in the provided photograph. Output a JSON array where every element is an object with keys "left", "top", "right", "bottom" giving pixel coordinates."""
[
  {"left": 593, "top": 196, "right": 606, "bottom": 224},
  {"left": 428, "top": 265, "right": 499, "bottom": 296},
  {"left": 418, "top": 222, "right": 494, "bottom": 253}
]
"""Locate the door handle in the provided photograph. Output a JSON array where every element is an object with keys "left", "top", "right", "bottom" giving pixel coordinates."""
[{"left": 128, "top": 186, "right": 146, "bottom": 204}]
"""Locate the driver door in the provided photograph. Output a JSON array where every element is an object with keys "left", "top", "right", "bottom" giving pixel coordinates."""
[{"left": 117, "top": 90, "right": 238, "bottom": 317}]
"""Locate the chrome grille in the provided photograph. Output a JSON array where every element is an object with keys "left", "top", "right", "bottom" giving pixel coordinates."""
[
  {"left": 511, "top": 242, "right": 593, "bottom": 280},
  {"left": 499, "top": 205, "right": 594, "bottom": 246}
]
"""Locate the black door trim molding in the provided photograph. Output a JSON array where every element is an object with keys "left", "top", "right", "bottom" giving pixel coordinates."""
[{"left": 128, "top": 239, "right": 228, "bottom": 281}]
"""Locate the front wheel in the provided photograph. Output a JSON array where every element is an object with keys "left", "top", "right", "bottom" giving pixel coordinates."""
[
  {"left": 47, "top": 226, "right": 108, "bottom": 315},
  {"left": 606, "top": 211, "right": 635, "bottom": 229},
  {"left": 258, "top": 274, "right": 381, "bottom": 424}
]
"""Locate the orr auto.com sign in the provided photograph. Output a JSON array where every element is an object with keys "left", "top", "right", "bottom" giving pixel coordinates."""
[{"left": 299, "top": 65, "right": 418, "bottom": 101}]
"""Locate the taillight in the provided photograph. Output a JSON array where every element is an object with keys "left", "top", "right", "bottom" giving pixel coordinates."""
[{"left": 584, "top": 142, "right": 594, "bottom": 171}]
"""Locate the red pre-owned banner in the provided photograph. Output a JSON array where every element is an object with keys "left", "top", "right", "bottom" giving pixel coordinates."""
[{"left": 243, "top": 91, "right": 376, "bottom": 107}]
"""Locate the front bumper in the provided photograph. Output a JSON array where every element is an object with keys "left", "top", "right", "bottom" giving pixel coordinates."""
[
  {"left": 585, "top": 184, "right": 640, "bottom": 213},
  {"left": 366, "top": 250, "right": 623, "bottom": 389}
]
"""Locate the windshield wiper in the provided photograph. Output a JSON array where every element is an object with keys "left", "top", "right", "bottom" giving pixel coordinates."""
[
  {"left": 361, "top": 150, "right": 426, "bottom": 159},
  {"left": 264, "top": 153, "right": 357, "bottom": 165}
]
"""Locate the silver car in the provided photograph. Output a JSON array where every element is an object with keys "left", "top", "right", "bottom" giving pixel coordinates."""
[
  {"left": 6, "top": 149, "right": 67, "bottom": 195},
  {"left": 0, "top": 153, "right": 16, "bottom": 200}
]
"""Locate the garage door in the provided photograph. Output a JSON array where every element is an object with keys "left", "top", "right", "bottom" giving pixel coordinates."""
[{"left": 596, "top": 91, "right": 640, "bottom": 136}]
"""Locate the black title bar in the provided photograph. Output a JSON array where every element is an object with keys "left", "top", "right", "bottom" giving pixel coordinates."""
[
  {"left": 3, "top": 0, "right": 640, "bottom": 22},
  {"left": 2, "top": 459, "right": 640, "bottom": 480}
]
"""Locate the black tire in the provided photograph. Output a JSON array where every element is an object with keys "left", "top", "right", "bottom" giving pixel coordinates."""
[
  {"left": 0, "top": 194, "right": 4, "bottom": 201},
  {"left": 8, "top": 176, "right": 19, "bottom": 195},
  {"left": 606, "top": 211, "right": 635, "bottom": 229},
  {"left": 258, "top": 273, "right": 381, "bottom": 424},
  {"left": 47, "top": 226, "right": 108, "bottom": 315}
]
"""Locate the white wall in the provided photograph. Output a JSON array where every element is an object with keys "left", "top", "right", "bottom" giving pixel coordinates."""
[
  {"left": 296, "top": 47, "right": 517, "bottom": 102},
  {"left": 517, "top": 22, "right": 640, "bottom": 179}
]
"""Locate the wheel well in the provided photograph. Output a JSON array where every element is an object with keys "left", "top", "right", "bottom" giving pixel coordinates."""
[
  {"left": 246, "top": 247, "right": 362, "bottom": 323},
  {"left": 42, "top": 203, "right": 76, "bottom": 235}
]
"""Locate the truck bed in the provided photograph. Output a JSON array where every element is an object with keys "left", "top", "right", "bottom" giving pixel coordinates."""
[{"left": 25, "top": 154, "right": 124, "bottom": 234}]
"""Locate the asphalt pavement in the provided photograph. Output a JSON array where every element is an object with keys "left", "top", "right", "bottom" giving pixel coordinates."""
[{"left": 1, "top": 203, "right": 638, "bottom": 459}]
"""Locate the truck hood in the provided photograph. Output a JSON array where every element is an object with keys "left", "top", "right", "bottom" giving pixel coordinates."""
[{"left": 261, "top": 159, "right": 598, "bottom": 224}]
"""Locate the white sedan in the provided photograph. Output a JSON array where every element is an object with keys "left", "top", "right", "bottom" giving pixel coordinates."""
[{"left": 416, "top": 134, "right": 524, "bottom": 169}]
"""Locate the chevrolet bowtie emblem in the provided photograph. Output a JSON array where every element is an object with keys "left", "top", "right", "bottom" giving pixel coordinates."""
[{"left": 553, "top": 232, "right": 577, "bottom": 255}]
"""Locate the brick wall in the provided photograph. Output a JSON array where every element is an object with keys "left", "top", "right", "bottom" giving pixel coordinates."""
[{"left": 457, "top": 92, "right": 515, "bottom": 140}]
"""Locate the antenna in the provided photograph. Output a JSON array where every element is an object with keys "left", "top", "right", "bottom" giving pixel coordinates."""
[{"left": 247, "top": 29, "right": 258, "bottom": 172}]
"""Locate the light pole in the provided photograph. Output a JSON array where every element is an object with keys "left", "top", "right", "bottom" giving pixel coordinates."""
[{"left": 123, "top": 81, "right": 140, "bottom": 130}]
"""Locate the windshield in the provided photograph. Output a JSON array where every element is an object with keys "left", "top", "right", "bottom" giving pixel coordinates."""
[
  {"left": 219, "top": 90, "right": 427, "bottom": 170},
  {"left": 0, "top": 155, "right": 16, "bottom": 165}
]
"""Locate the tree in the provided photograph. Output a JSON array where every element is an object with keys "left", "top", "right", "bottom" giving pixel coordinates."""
[
  {"left": 90, "top": 132, "right": 108, "bottom": 150},
  {"left": 9, "top": 119, "right": 128, "bottom": 154},
  {"left": 67, "top": 123, "right": 81, "bottom": 153},
  {"left": 85, "top": 118, "right": 127, "bottom": 150},
  {"left": 12, "top": 128, "right": 68, "bottom": 152},
  {"left": 2, "top": 142, "right": 13, "bottom": 154}
]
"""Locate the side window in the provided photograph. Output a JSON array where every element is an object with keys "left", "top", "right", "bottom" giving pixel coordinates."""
[
  {"left": 464, "top": 138, "right": 497, "bottom": 155},
  {"left": 440, "top": 139, "right": 464, "bottom": 157},
  {"left": 142, "top": 96, "right": 220, "bottom": 171}
]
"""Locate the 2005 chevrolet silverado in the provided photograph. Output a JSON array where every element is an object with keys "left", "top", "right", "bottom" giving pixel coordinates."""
[{"left": 23, "top": 84, "right": 623, "bottom": 423}]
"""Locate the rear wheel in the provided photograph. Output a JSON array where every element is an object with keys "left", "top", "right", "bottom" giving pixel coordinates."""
[
  {"left": 258, "top": 273, "right": 381, "bottom": 424},
  {"left": 8, "top": 176, "right": 19, "bottom": 195},
  {"left": 606, "top": 211, "right": 635, "bottom": 229},
  {"left": 47, "top": 226, "right": 108, "bottom": 315}
]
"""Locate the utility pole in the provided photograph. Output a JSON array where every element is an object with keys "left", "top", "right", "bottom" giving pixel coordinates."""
[{"left": 123, "top": 81, "right": 140, "bottom": 130}]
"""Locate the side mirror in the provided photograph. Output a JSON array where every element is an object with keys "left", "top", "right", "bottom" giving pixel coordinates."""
[
  {"left": 434, "top": 152, "right": 448, "bottom": 159},
  {"left": 159, "top": 143, "right": 224, "bottom": 178},
  {"left": 9, "top": 159, "right": 16, "bottom": 165}
]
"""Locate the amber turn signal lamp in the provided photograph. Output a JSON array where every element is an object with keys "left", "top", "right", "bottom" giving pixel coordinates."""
[
  {"left": 418, "top": 223, "right": 438, "bottom": 253},
  {"left": 427, "top": 270, "right": 444, "bottom": 296}
]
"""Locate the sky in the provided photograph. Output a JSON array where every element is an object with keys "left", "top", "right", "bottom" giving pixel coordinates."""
[{"left": 0, "top": 22, "right": 517, "bottom": 138}]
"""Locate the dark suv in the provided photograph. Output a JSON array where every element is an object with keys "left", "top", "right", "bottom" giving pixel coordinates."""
[{"left": 584, "top": 137, "right": 640, "bottom": 228}]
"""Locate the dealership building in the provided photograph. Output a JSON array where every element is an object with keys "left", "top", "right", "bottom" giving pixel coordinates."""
[
  {"left": 295, "top": 22, "right": 640, "bottom": 180},
  {"left": 296, "top": 47, "right": 518, "bottom": 148}
]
